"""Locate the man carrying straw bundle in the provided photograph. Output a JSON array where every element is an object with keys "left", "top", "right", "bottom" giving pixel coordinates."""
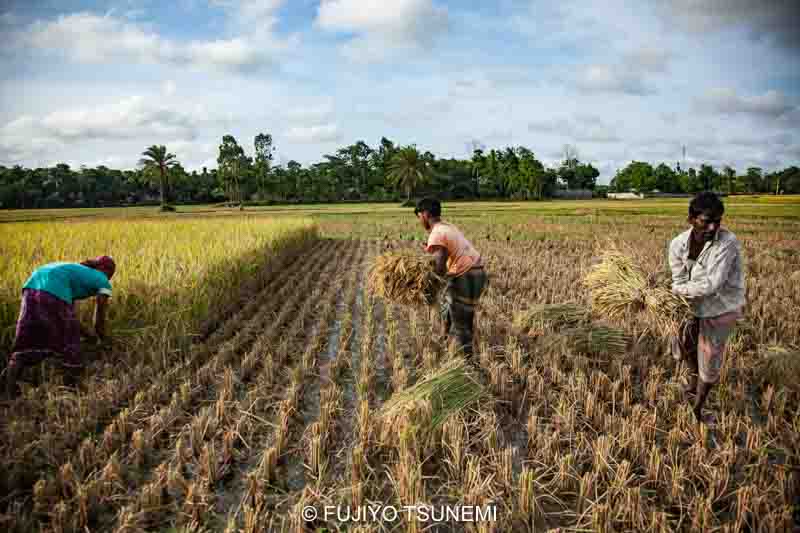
[
  {"left": 669, "top": 192, "right": 745, "bottom": 425},
  {"left": 415, "top": 198, "right": 487, "bottom": 361}
]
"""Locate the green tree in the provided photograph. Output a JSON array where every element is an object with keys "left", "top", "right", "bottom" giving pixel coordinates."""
[
  {"left": 387, "top": 145, "right": 430, "bottom": 202},
  {"left": 138, "top": 145, "right": 179, "bottom": 210},
  {"left": 470, "top": 149, "right": 485, "bottom": 198},
  {"left": 337, "top": 140, "right": 373, "bottom": 199},
  {"left": 722, "top": 166, "right": 737, "bottom": 194},
  {"left": 509, "top": 147, "right": 546, "bottom": 199},
  {"left": 777, "top": 166, "right": 800, "bottom": 194},
  {"left": 698, "top": 164, "right": 719, "bottom": 191},
  {"left": 654, "top": 163, "right": 679, "bottom": 193},
  {"left": 254, "top": 133, "right": 274, "bottom": 200},
  {"left": 574, "top": 163, "right": 600, "bottom": 190},
  {"left": 740, "top": 167, "right": 763, "bottom": 193},
  {"left": 612, "top": 161, "right": 655, "bottom": 192},
  {"left": 217, "top": 135, "right": 246, "bottom": 206}
]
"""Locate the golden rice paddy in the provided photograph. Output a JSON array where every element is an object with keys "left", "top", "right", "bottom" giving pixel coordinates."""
[{"left": 0, "top": 200, "right": 798, "bottom": 532}]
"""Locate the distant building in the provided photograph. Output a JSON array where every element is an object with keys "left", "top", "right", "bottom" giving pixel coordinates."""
[
  {"left": 607, "top": 192, "right": 644, "bottom": 199},
  {"left": 607, "top": 191, "right": 694, "bottom": 199},
  {"left": 553, "top": 189, "right": 593, "bottom": 199}
]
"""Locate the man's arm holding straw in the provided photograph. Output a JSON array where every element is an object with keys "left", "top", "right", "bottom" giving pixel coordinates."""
[
  {"left": 672, "top": 241, "right": 738, "bottom": 299},
  {"left": 668, "top": 239, "right": 690, "bottom": 287},
  {"left": 429, "top": 246, "right": 448, "bottom": 277}
]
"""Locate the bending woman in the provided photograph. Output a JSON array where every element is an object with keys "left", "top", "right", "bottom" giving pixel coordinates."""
[{"left": 4, "top": 255, "right": 115, "bottom": 395}]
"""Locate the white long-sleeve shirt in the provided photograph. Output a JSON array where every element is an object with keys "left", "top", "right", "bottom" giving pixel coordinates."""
[{"left": 668, "top": 228, "right": 746, "bottom": 318}]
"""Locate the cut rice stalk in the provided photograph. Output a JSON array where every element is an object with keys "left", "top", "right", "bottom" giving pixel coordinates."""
[
  {"left": 584, "top": 241, "right": 691, "bottom": 340},
  {"left": 379, "top": 359, "right": 485, "bottom": 435},
  {"left": 557, "top": 324, "right": 630, "bottom": 357},
  {"left": 514, "top": 303, "right": 589, "bottom": 334},
  {"left": 367, "top": 250, "right": 446, "bottom": 307}
]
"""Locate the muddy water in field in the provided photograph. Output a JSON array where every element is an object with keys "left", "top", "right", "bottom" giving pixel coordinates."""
[
  {"left": 319, "top": 283, "right": 348, "bottom": 383},
  {"left": 285, "top": 241, "right": 366, "bottom": 494},
  {"left": 326, "top": 251, "right": 367, "bottom": 484}
]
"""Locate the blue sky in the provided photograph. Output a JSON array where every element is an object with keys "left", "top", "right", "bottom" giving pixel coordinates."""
[{"left": 1, "top": 0, "right": 798, "bottom": 184}]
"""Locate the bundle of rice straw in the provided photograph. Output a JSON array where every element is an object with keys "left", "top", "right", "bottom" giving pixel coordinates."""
[
  {"left": 379, "top": 359, "right": 485, "bottom": 435},
  {"left": 584, "top": 241, "right": 691, "bottom": 340},
  {"left": 556, "top": 324, "right": 630, "bottom": 357},
  {"left": 754, "top": 344, "right": 800, "bottom": 393},
  {"left": 367, "top": 250, "right": 446, "bottom": 306},
  {"left": 513, "top": 303, "right": 589, "bottom": 335}
]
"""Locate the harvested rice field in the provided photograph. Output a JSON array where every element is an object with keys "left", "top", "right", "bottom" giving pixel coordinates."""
[{"left": 1, "top": 198, "right": 800, "bottom": 532}]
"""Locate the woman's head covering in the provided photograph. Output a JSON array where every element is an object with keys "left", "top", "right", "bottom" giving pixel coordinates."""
[{"left": 82, "top": 255, "right": 116, "bottom": 279}]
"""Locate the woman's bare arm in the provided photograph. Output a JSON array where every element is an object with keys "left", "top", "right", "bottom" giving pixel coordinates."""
[{"left": 94, "top": 295, "right": 110, "bottom": 339}]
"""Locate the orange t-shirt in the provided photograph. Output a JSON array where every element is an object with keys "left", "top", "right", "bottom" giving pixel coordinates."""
[{"left": 426, "top": 222, "right": 482, "bottom": 277}]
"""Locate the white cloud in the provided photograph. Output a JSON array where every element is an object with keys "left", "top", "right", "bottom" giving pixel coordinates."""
[
  {"left": 575, "top": 64, "right": 651, "bottom": 95},
  {"left": 573, "top": 44, "right": 673, "bottom": 96},
  {"left": 284, "top": 123, "right": 342, "bottom": 143},
  {"left": 697, "top": 88, "right": 796, "bottom": 118},
  {"left": 20, "top": 12, "right": 287, "bottom": 72},
  {"left": 162, "top": 80, "right": 177, "bottom": 96},
  {"left": 624, "top": 46, "right": 671, "bottom": 73},
  {"left": 528, "top": 114, "right": 621, "bottom": 143},
  {"left": 212, "top": 0, "right": 285, "bottom": 19},
  {"left": 0, "top": 96, "right": 229, "bottom": 163},
  {"left": 283, "top": 102, "right": 335, "bottom": 124},
  {"left": 316, "top": 0, "right": 448, "bottom": 61}
]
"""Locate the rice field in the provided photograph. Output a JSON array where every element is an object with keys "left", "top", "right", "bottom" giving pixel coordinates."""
[{"left": 1, "top": 198, "right": 799, "bottom": 532}]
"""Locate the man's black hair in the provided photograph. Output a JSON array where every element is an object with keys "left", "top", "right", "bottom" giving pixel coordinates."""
[
  {"left": 414, "top": 197, "right": 441, "bottom": 217},
  {"left": 689, "top": 191, "right": 724, "bottom": 218}
]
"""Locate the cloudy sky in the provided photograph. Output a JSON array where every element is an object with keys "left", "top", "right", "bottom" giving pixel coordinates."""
[{"left": 1, "top": 0, "right": 798, "bottom": 183}]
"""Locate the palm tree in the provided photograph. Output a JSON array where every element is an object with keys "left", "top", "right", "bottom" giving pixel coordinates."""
[
  {"left": 387, "top": 145, "right": 430, "bottom": 202},
  {"left": 139, "top": 145, "right": 179, "bottom": 210}
]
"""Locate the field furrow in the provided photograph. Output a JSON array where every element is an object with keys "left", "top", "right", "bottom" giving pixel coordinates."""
[
  {"left": 221, "top": 239, "right": 367, "bottom": 532},
  {"left": 108, "top": 238, "right": 355, "bottom": 532},
  {"left": 105, "top": 240, "right": 340, "bottom": 531}
]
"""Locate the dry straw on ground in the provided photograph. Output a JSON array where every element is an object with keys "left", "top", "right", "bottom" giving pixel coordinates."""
[
  {"left": 367, "top": 250, "right": 446, "bottom": 306},
  {"left": 584, "top": 241, "right": 691, "bottom": 340}
]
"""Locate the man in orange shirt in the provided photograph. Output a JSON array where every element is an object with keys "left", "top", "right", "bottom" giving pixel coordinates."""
[{"left": 415, "top": 198, "right": 488, "bottom": 360}]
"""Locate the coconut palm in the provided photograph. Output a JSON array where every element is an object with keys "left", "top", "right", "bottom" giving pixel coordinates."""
[
  {"left": 387, "top": 145, "right": 430, "bottom": 202},
  {"left": 139, "top": 145, "right": 179, "bottom": 210}
]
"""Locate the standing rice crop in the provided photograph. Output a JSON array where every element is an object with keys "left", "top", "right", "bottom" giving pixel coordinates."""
[{"left": 0, "top": 217, "right": 318, "bottom": 351}]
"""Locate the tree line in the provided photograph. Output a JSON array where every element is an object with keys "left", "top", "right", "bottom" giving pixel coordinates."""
[
  {"left": 1, "top": 134, "right": 797, "bottom": 209},
  {"left": 609, "top": 161, "right": 800, "bottom": 195}
]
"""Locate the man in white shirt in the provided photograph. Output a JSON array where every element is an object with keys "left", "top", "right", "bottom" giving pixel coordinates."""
[{"left": 669, "top": 192, "right": 745, "bottom": 425}]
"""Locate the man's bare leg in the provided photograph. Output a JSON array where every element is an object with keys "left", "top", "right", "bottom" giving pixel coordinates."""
[
  {"left": 693, "top": 381, "right": 714, "bottom": 424},
  {"left": 684, "top": 354, "right": 699, "bottom": 399}
]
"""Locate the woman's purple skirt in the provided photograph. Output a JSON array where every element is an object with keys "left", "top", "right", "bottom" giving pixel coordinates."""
[{"left": 9, "top": 289, "right": 81, "bottom": 369}]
